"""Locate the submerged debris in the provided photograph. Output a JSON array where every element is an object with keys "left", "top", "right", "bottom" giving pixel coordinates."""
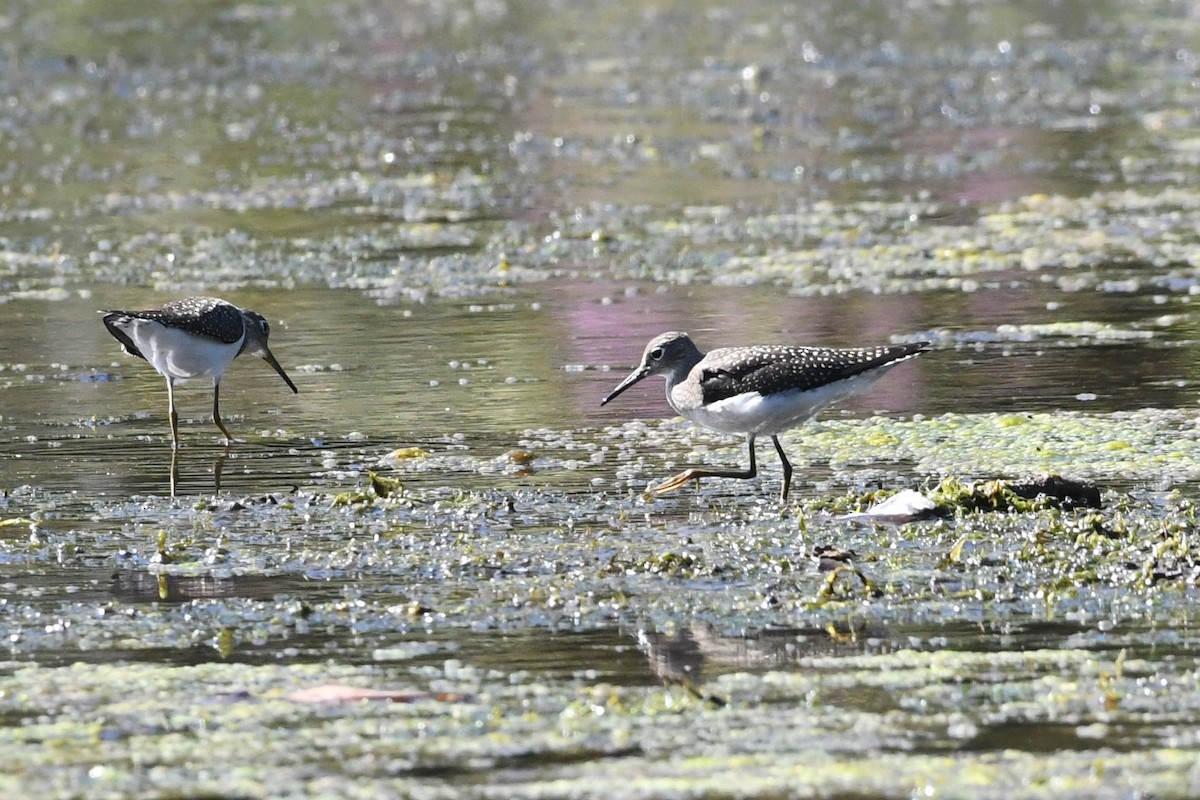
[
  {"left": 812, "top": 544, "right": 858, "bottom": 571},
  {"left": 930, "top": 474, "right": 1102, "bottom": 515},
  {"left": 286, "top": 685, "right": 468, "bottom": 704},
  {"left": 368, "top": 470, "right": 404, "bottom": 499},
  {"left": 840, "top": 489, "right": 937, "bottom": 523},
  {"left": 1007, "top": 474, "right": 1102, "bottom": 509},
  {"left": 809, "top": 544, "right": 880, "bottom": 599}
]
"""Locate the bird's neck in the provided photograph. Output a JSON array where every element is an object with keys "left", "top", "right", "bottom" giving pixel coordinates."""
[{"left": 663, "top": 348, "right": 705, "bottom": 403}]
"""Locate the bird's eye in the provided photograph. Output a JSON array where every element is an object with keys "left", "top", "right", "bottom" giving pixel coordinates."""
[{"left": 649, "top": 347, "right": 664, "bottom": 360}]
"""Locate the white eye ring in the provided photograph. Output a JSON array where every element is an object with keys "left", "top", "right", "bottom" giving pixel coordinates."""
[{"left": 649, "top": 347, "right": 664, "bottom": 360}]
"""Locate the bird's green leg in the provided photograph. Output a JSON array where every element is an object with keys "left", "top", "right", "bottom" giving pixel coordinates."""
[
  {"left": 653, "top": 434, "right": 759, "bottom": 494},
  {"left": 212, "top": 381, "right": 235, "bottom": 446},
  {"left": 771, "top": 435, "right": 794, "bottom": 502},
  {"left": 167, "top": 378, "right": 180, "bottom": 451}
]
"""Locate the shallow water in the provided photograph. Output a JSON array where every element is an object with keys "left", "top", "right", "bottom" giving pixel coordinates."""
[
  {"left": 4, "top": 0, "right": 1200, "bottom": 797},
  {"left": 5, "top": 280, "right": 1199, "bottom": 493}
]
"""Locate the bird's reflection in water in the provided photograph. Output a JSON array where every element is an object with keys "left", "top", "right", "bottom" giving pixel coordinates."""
[
  {"left": 112, "top": 569, "right": 241, "bottom": 604},
  {"left": 638, "top": 621, "right": 898, "bottom": 690},
  {"left": 111, "top": 569, "right": 333, "bottom": 605}
]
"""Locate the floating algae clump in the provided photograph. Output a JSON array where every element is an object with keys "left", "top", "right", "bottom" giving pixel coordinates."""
[{"left": 930, "top": 474, "right": 1101, "bottom": 515}]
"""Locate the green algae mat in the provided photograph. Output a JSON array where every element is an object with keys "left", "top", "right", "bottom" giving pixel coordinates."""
[{"left": 4, "top": 412, "right": 1200, "bottom": 798}]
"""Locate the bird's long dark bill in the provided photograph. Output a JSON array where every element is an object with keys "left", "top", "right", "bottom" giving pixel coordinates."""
[
  {"left": 600, "top": 367, "right": 650, "bottom": 406},
  {"left": 262, "top": 348, "right": 299, "bottom": 393}
]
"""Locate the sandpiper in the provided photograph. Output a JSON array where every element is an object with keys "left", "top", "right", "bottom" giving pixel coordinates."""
[
  {"left": 601, "top": 331, "right": 929, "bottom": 501},
  {"left": 102, "top": 296, "right": 298, "bottom": 449}
]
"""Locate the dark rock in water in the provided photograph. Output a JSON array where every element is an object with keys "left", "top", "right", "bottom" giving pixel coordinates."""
[
  {"left": 1007, "top": 474, "right": 1102, "bottom": 510},
  {"left": 930, "top": 474, "right": 1103, "bottom": 514}
]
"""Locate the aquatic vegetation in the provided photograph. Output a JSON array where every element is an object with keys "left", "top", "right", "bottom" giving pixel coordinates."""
[
  {"left": 929, "top": 475, "right": 1102, "bottom": 515},
  {"left": 4, "top": 0, "right": 1200, "bottom": 796}
]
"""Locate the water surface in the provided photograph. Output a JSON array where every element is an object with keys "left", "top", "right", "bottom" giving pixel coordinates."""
[{"left": 3, "top": 0, "right": 1200, "bottom": 797}]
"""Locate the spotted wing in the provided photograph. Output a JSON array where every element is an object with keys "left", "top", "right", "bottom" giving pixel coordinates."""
[
  {"left": 136, "top": 297, "right": 245, "bottom": 344},
  {"left": 101, "top": 296, "right": 245, "bottom": 360},
  {"left": 698, "top": 342, "right": 928, "bottom": 404}
]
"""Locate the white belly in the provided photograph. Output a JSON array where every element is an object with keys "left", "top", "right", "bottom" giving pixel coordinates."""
[
  {"left": 124, "top": 319, "right": 242, "bottom": 383},
  {"left": 679, "top": 370, "right": 887, "bottom": 436}
]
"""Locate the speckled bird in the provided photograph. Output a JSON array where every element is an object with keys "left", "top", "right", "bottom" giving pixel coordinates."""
[
  {"left": 601, "top": 331, "right": 929, "bottom": 501},
  {"left": 101, "top": 296, "right": 298, "bottom": 449}
]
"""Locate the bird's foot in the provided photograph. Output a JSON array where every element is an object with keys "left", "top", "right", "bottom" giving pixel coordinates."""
[{"left": 651, "top": 469, "right": 703, "bottom": 495}]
